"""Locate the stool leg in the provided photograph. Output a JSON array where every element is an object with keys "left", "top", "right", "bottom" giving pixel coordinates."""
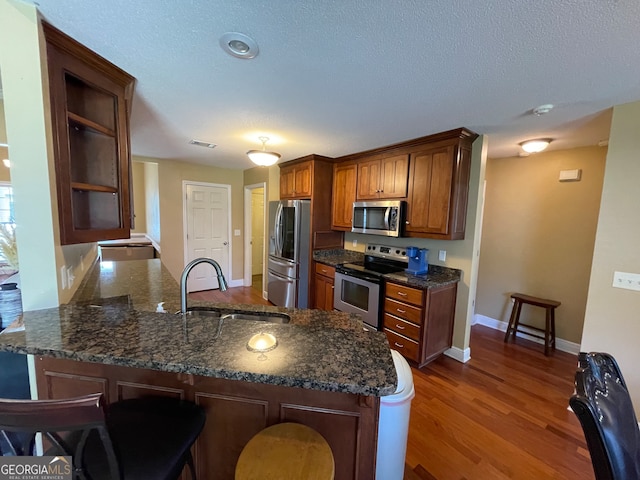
[
  {"left": 504, "top": 299, "right": 521, "bottom": 343},
  {"left": 544, "top": 308, "right": 551, "bottom": 356},
  {"left": 550, "top": 308, "right": 556, "bottom": 352}
]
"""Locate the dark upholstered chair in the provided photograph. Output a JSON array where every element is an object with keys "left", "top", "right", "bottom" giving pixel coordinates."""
[
  {"left": 570, "top": 352, "right": 640, "bottom": 480},
  {"left": 0, "top": 393, "right": 206, "bottom": 480}
]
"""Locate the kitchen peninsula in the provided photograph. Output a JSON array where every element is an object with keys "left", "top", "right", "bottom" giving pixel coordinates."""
[{"left": 0, "top": 259, "right": 397, "bottom": 480}]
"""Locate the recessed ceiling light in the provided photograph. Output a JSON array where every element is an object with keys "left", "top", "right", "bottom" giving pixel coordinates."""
[
  {"left": 189, "top": 139, "right": 217, "bottom": 149},
  {"left": 532, "top": 104, "right": 554, "bottom": 116},
  {"left": 520, "top": 138, "right": 552, "bottom": 153},
  {"left": 219, "top": 32, "right": 259, "bottom": 59}
]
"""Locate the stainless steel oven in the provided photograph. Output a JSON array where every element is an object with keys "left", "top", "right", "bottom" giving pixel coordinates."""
[
  {"left": 334, "top": 244, "right": 409, "bottom": 331},
  {"left": 334, "top": 269, "right": 382, "bottom": 330}
]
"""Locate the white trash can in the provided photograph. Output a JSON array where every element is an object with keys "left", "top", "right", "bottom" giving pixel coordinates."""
[{"left": 376, "top": 349, "right": 415, "bottom": 480}]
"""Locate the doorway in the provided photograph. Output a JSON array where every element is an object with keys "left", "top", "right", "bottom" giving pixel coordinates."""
[
  {"left": 244, "top": 183, "right": 267, "bottom": 298},
  {"left": 183, "top": 181, "right": 231, "bottom": 292}
]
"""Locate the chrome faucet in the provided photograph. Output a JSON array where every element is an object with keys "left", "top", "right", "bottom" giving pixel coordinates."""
[{"left": 180, "top": 257, "right": 228, "bottom": 313}]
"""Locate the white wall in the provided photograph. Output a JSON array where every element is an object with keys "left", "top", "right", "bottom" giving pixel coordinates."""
[{"left": 581, "top": 100, "right": 640, "bottom": 408}]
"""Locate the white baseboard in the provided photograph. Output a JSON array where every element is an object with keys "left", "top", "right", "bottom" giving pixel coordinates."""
[
  {"left": 227, "top": 279, "right": 245, "bottom": 288},
  {"left": 445, "top": 346, "right": 471, "bottom": 363},
  {"left": 474, "top": 314, "right": 580, "bottom": 355}
]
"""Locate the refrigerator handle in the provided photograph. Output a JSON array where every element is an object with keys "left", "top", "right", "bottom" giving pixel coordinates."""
[{"left": 275, "top": 202, "right": 283, "bottom": 256}]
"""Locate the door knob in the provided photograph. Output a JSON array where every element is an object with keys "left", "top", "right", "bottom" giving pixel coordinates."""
[{"left": 223, "top": 242, "right": 228, "bottom": 246}]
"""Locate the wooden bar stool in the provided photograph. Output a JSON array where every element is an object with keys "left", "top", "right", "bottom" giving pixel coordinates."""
[
  {"left": 235, "top": 422, "right": 335, "bottom": 480},
  {"left": 504, "top": 293, "right": 561, "bottom": 356}
]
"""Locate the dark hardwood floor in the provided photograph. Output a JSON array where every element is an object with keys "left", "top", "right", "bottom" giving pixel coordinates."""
[
  {"left": 405, "top": 325, "right": 593, "bottom": 479},
  {"left": 190, "top": 286, "right": 594, "bottom": 480}
]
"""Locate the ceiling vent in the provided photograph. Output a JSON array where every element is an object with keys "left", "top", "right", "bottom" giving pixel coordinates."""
[{"left": 188, "top": 140, "right": 217, "bottom": 149}]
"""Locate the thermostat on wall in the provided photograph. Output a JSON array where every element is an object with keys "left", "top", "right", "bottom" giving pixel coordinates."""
[{"left": 559, "top": 169, "right": 582, "bottom": 182}]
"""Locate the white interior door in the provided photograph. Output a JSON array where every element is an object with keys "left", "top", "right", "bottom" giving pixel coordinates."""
[{"left": 185, "top": 183, "right": 230, "bottom": 292}]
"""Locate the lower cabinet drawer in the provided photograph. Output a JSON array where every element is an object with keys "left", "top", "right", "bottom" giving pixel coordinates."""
[
  {"left": 384, "top": 313, "right": 420, "bottom": 341},
  {"left": 384, "top": 329, "right": 420, "bottom": 363},
  {"left": 384, "top": 297, "right": 423, "bottom": 324}
]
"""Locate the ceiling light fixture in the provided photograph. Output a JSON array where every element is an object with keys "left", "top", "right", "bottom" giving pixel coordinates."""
[
  {"left": 520, "top": 138, "right": 552, "bottom": 153},
  {"left": 247, "top": 137, "right": 281, "bottom": 166},
  {"left": 2, "top": 159, "right": 10, "bottom": 168},
  {"left": 219, "top": 32, "right": 259, "bottom": 59}
]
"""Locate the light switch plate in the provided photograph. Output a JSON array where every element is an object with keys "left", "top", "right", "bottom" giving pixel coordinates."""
[
  {"left": 612, "top": 271, "right": 640, "bottom": 291},
  {"left": 438, "top": 250, "right": 446, "bottom": 261}
]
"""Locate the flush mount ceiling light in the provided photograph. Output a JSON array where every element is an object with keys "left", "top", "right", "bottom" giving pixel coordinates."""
[
  {"left": 2, "top": 159, "right": 10, "bottom": 168},
  {"left": 219, "top": 32, "right": 259, "bottom": 59},
  {"left": 247, "top": 136, "right": 281, "bottom": 166},
  {"left": 520, "top": 138, "right": 552, "bottom": 153}
]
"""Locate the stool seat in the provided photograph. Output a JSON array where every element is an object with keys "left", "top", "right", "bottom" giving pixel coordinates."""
[
  {"left": 504, "top": 292, "right": 561, "bottom": 356},
  {"left": 235, "top": 422, "right": 334, "bottom": 480}
]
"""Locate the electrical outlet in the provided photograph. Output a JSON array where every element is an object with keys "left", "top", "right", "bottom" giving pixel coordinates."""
[
  {"left": 438, "top": 250, "right": 446, "bottom": 261},
  {"left": 352, "top": 239, "right": 358, "bottom": 247},
  {"left": 234, "top": 229, "right": 241, "bottom": 236},
  {"left": 60, "top": 266, "right": 67, "bottom": 289},
  {"left": 612, "top": 271, "right": 640, "bottom": 291}
]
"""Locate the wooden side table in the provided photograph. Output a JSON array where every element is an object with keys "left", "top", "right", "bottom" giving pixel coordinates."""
[{"left": 504, "top": 293, "right": 561, "bottom": 356}]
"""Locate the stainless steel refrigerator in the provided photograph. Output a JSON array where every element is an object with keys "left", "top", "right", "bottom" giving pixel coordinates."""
[{"left": 267, "top": 199, "right": 311, "bottom": 308}]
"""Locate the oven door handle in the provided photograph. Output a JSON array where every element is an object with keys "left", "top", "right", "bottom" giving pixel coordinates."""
[
  {"left": 335, "top": 269, "right": 381, "bottom": 285},
  {"left": 384, "top": 207, "right": 391, "bottom": 229}
]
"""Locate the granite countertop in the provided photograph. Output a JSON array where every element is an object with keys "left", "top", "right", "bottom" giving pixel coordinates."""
[
  {"left": 384, "top": 265, "right": 462, "bottom": 289},
  {"left": 313, "top": 249, "right": 364, "bottom": 266},
  {"left": 313, "top": 249, "right": 462, "bottom": 289},
  {"left": 0, "top": 259, "right": 397, "bottom": 397}
]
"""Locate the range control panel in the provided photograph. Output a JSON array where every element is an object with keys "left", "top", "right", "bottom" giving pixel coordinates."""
[{"left": 365, "top": 243, "right": 409, "bottom": 262}]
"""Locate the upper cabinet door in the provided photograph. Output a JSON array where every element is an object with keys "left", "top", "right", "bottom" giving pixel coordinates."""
[
  {"left": 331, "top": 163, "right": 357, "bottom": 230},
  {"left": 356, "top": 155, "right": 409, "bottom": 200},
  {"left": 356, "top": 159, "right": 381, "bottom": 200},
  {"left": 405, "top": 146, "right": 454, "bottom": 235},
  {"left": 280, "top": 161, "right": 312, "bottom": 199},
  {"left": 43, "top": 22, "right": 135, "bottom": 245},
  {"left": 379, "top": 154, "right": 409, "bottom": 199}
]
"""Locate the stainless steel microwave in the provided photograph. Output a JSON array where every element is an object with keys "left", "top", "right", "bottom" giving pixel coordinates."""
[{"left": 351, "top": 200, "right": 406, "bottom": 237}]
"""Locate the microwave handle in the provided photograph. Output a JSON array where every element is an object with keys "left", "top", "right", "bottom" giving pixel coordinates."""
[{"left": 384, "top": 207, "right": 391, "bottom": 229}]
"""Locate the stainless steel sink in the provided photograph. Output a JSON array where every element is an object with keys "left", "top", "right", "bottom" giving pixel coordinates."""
[
  {"left": 221, "top": 313, "right": 291, "bottom": 324},
  {"left": 180, "top": 308, "right": 290, "bottom": 324}
]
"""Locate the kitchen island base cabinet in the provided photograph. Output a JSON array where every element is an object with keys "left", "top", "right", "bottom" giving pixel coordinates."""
[{"left": 35, "top": 356, "right": 379, "bottom": 480}]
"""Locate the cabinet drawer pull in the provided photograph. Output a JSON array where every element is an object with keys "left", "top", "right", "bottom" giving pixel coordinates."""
[
  {"left": 321, "top": 269, "right": 327, "bottom": 273},
  {"left": 397, "top": 292, "right": 408, "bottom": 297},
  {"left": 395, "top": 324, "right": 405, "bottom": 330},
  {"left": 396, "top": 308, "right": 406, "bottom": 314},
  {"left": 394, "top": 342, "right": 404, "bottom": 348}
]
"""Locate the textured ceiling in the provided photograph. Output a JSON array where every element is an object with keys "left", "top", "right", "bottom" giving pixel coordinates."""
[{"left": 13, "top": 0, "right": 640, "bottom": 168}]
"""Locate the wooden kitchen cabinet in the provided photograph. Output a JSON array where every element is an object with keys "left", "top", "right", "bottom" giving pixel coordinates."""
[
  {"left": 405, "top": 129, "right": 476, "bottom": 240},
  {"left": 356, "top": 154, "right": 409, "bottom": 200},
  {"left": 35, "top": 356, "right": 378, "bottom": 480},
  {"left": 313, "top": 262, "right": 336, "bottom": 310},
  {"left": 280, "top": 160, "right": 312, "bottom": 199},
  {"left": 331, "top": 162, "right": 357, "bottom": 230},
  {"left": 43, "top": 22, "right": 135, "bottom": 245},
  {"left": 383, "top": 281, "right": 458, "bottom": 367}
]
